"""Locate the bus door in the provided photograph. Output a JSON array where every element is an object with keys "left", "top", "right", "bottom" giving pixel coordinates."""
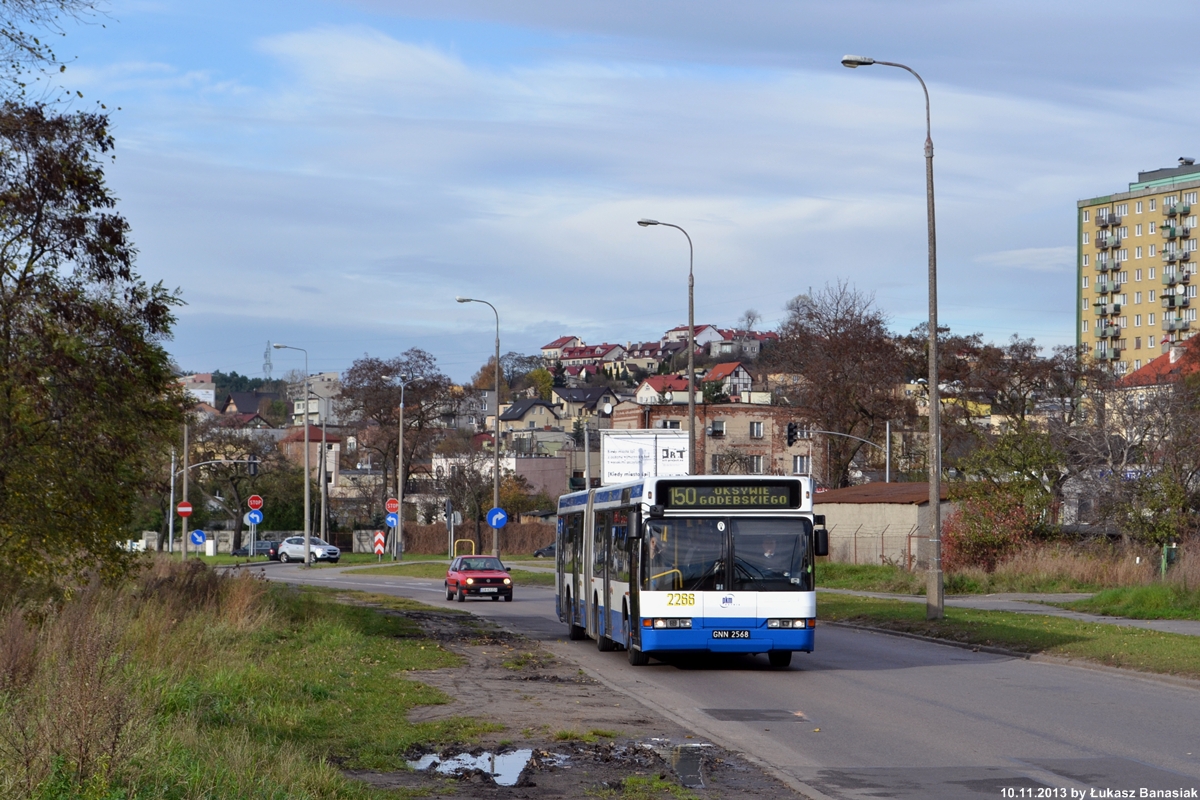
[
  {"left": 627, "top": 516, "right": 643, "bottom": 649},
  {"left": 592, "top": 510, "right": 610, "bottom": 639},
  {"left": 565, "top": 511, "right": 584, "bottom": 626}
]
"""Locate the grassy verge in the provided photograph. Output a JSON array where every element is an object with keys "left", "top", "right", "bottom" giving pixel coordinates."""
[
  {"left": 819, "top": 594, "right": 1200, "bottom": 678},
  {"left": 816, "top": 561, "right": 1113, "bottom": 597},
  {"left": 0, "top": 560, "right": 497, "bottom": 799},
  {"left": 1058, "top": 584, "right": 1200, "bottom": 620},
  {"left": 345, "top": 562, "right": 555, "bottom": 586}
]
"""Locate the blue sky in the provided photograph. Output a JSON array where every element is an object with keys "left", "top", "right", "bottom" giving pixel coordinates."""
[{"left": 55, "top": 1, "right": 1197, "bottom": 381}]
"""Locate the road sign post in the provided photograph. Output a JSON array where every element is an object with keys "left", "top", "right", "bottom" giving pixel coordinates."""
[
  {"left": 487, "top": 507, "right": 508, "bottom": 557},
  {"left": 385, "top": 498, "right": 401, "bottom": 561},
  {"left": 373, "top": 531, "right": 386, "bottom": 560}
]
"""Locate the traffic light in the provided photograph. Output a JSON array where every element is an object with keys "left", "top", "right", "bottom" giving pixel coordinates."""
[
  {"left": 786, "top": 422, "right": 798, "bottom": 447},
  {"left": 247, "top": 454, "right": 259, "bottom": 477}
]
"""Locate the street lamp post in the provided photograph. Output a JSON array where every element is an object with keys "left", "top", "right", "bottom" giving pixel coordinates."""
[
  {"left": 273, "top": 343, "right": 312, "bottom": 567},
  {"left": 637, "top": 219, "right": 698, "bottom": 475},
  {"left": 382, "top": 372, "right": 413, "bottom": 561},
  {"left": 841, "top": 54, "right": 943, "bottom": 618},
  {"left": 456, "top": 297, "right": 502, "bottom": 556}
]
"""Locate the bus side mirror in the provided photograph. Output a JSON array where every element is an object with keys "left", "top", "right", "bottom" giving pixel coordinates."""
[
  {"left": 648, "top": 504, "right": 664, "bottom": 519},
  {"left": 814, "top": 527, "right": 829, "bottom": 558}
]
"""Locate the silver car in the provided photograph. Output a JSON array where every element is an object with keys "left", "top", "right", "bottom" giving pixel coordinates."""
[{"left": 278, "top": 536, "right": 340, "bottom": 564}]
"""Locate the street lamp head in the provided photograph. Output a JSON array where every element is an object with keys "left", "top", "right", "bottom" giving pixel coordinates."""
[
  {"left": 455, "top": 296, "right": 471, "bottom": 303},
  {"left": 637, "top": 218, "right": 659, "bottom": 227},
  {"left": 841, "top": 54, "right": 875, "bottom": 68},
  {"left": 272, "top": 343, "right": 287, "bottom": 349}
]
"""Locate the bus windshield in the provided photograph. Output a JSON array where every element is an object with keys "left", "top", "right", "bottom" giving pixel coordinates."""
[
  {"left": 644, "top": 519, "right": 724, "bottom": 591},
  {"left": 642, "top": 517, "right": 812, "bottom": 592},
  {"left": 731, "top": 518, "right": 812, "bottom": 592}
]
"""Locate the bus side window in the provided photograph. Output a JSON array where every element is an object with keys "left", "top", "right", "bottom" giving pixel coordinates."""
[
  {"left": 612, "top": 508, "right": 629, "bottom": 582},
  {"left": 594, "top": 511, "right": 609, "bottom": 573}
]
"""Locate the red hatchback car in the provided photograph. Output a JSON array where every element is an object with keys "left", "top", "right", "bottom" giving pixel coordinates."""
[{"left": 445, "top": 556, "right": 513, "bottom": 602}]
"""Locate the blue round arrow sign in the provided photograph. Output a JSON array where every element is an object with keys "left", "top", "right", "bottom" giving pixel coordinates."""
[
  {"left": 487, "top": 507, "right": 508, "bottom": 529},
  {"left": 247, "top": 509, "right": 263, "bottom": 525},
  {"left": 385, "top": 512, "right": 399, "bottom": 528},
  {"left": 190, "top": 529, "right": 205, "bottom": 545}
]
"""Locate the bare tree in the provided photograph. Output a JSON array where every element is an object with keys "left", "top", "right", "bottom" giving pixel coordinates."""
[
  {"left": 768, "top": 282, "right": 912, "bottom": 487},
  {"left": 338, "top": 349, "right": 457, "bottom": 512}
]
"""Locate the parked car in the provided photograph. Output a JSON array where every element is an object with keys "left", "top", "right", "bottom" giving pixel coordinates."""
[
  {"left": 278, "top": 536, "right": 340, "bottom": 564},
  {"left": 232, "top": 540, "right": 278, "bottom": 558},
  {"left": 445, "top": 556, "right": 512, "bottom": 602},
  {"left": 533, "top": 542, "right": 556, "bottom": 558}
]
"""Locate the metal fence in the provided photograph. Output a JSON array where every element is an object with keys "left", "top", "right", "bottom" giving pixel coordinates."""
[{"left": 826, "top": 524, "right": 925, "bottom": 570}]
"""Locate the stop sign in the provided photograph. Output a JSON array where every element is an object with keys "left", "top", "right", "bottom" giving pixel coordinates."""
[
  {"left": 177, "top": 501, "right": 193, "bottom": 518},
  {"left": 247, "top": 495, "right": 264, "bottom": 510},
  {"left": 385, "top": 498, "right": 400, "bottom": 514}
]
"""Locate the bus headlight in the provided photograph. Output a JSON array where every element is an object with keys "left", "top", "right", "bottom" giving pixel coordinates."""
[
  {"left": 652, "top": 618, "right": 692, "bottom": 629},
  {"left": 767, "top": 619, "right": 811, "bottom": 629}
]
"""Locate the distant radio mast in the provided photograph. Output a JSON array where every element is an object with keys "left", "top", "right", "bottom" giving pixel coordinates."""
[{"left": 263, "top": 341, "right": 273, "bottom": 380}]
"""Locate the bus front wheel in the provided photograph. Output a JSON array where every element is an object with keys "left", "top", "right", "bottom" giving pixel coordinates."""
[
  {"left": 768, "top": 651, "right": 792, "bottom": 669},
  {"left": 627, "top": 645, "right": 650, "bottom": 666}
]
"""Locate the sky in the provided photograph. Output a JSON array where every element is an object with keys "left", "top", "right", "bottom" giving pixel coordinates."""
[{"left": 50, "top": 0, "right": 1199, "bottom": 382}]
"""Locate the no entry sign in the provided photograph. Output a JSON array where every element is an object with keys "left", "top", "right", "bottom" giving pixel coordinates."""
[
  {"left": 385, "top": 498, "right": 400, "bottom": 514},
  {"left": 247, "top": 495, "right": 263, "bottom": 510},
  {"left": 373, "top": 531, "right": 386, "bottom": 555},
  {"left": 177, "top": 501, "right": 193, "bottom": 518}
]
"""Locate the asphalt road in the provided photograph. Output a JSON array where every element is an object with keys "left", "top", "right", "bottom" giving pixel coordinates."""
[{"left": 256, "top": 563, "right": 1200, "bottom": 800}]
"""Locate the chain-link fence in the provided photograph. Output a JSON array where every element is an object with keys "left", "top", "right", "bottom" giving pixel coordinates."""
[{"left": 826, "top": 524, "right": 924, "bottom": 570}]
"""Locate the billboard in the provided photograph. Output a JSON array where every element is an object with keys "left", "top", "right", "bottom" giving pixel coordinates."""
[{"left": 599, "top": 430, "right": 689, "bottom": 484}]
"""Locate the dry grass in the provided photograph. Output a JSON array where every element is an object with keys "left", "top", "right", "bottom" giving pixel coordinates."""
[
  {"left": 990, "top": 543, "right": 1158, "bottom": 588},
  {"left": 0, "top": 561, "right": 272, "bottom": 797}
]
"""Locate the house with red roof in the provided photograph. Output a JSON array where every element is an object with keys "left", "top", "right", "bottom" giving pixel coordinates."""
[
  {"left": 662, "top": 324, "right": 723, "bottom": 349},
  {"left": 1117, "top": 341, "right": 1200, "bottom": 389},
  {"left": 633, "top": 375, "right": 695, "bottom": 405},
  {"left": 559, "top": 343, "right": 626, "bottom": 368},
  {"left": 701, "top": 362, "right": 753, "bottom": 399},
  {"left": 541, "top": 336, "right": 581, "bottom": 363}
]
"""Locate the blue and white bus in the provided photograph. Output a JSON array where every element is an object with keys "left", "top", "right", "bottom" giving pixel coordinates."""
[{"left": 555, "top": 475, "right": 829, "bottom": 667}]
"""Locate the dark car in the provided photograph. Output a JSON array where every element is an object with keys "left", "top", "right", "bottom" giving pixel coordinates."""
[
  {"left": 232, "top": 540, "right": 279, "bottom": 558},
  {"left": 445, "top": 556, "right": 513, "bottom": 602},
  {"left": 533, "top": 542, "right": 556, "bottom": 558}
]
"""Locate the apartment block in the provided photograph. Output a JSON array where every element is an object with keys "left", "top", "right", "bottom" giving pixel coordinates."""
[{"left": 1078, "top": 159, "right": 1200, "bottom": 374}]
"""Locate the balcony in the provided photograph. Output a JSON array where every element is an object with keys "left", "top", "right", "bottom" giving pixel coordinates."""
[
  {"left": 1163, "top": 295, "right": 1191, "bottom": 309},
  {"left": 1094, "top": 280, "right": 1113, "bottom": 294},
  {"left": 1164, "top": 319, "right": 1191, "bottom": 332},
  {"left": 1182, "top": 250, "right": 1192, "bottom": 262},
  {"left": 1167, "top": 205, "right": 1180, "bottom": 217},
  {"left": 1096, "top": 349, "right": 1121, "bottom": 361},
  {"left": 1098, "top": 215, "right": 1111, "bottom": 228},
  {"left": 1162, "top": 226, "right": 1179, "bottom": 240},
  {"left": 1095, "top": 325, "right": 1120, "bottom": 338},
  {"left": 1163, "top": 271, "right": 1191, "bottom": 286},
  {"left": 1163, "top": 250, "right": 1182, "bottom": 263},
  {"left": 1093, "top": 302, "right": 1121, "bottom": 316}
]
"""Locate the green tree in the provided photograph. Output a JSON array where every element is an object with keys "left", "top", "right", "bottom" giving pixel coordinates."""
[
  {"left": 527, "top": 367, "right": 553, "bottom": 400},
  {"left": 0, "top": 103, "right": 182, "bottom": 601}
]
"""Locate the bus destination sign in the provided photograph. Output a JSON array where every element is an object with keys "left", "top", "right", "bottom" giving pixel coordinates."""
[{"left": 659, "top": 480, "right": 798, "bottom": 509}]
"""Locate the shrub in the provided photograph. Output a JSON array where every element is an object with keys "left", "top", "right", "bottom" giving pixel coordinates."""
[{"left": 942, "top": 490, "right": 1040, "bottom": 572}]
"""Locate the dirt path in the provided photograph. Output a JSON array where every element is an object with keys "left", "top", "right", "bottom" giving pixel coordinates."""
[{"left": 348, "top": 604, "right": 799, "bottom": 798}]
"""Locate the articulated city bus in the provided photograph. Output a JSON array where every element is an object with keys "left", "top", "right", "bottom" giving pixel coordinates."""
[{"left": 555, "top": 475, "right": 828, "bottom": 667}]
